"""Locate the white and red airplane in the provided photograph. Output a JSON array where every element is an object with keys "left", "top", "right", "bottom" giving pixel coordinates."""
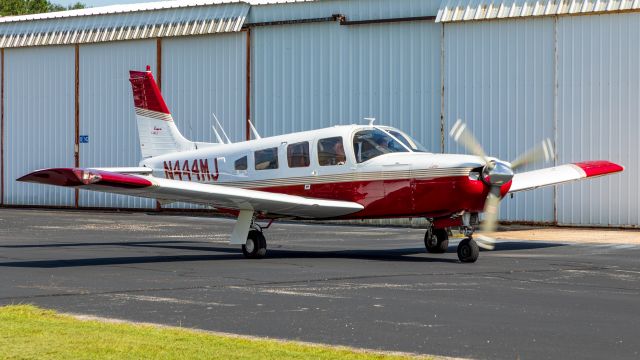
[{"left": 19, "top": 67, "right": 624, "bottom": 263}]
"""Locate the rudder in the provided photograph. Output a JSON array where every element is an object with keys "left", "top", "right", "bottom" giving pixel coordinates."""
[{"left": 129, "top": 66, "right": 194, "bottom": 159}]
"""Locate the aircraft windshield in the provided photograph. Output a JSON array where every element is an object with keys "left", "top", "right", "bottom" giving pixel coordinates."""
[
  {"left": 383, "top": 128, "right": 428, "bottom": 152},
  {"left": 353, "top": 129, "right": 409, "bottom": 163}
]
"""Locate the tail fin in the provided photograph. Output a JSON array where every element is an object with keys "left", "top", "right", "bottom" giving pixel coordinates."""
[{"left": 129, "top": 66, "right": 194, "bottom": 159}]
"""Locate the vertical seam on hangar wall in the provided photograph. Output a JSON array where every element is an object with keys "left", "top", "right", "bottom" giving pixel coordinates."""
[
  {"left": 156, "top": 37, "right": 163, "bottom": 212},
  {"left": 156, "top": 38, "right": 162, "bottom": 90},
  {"left": 245, "top": 28, "right": 252, "bottom": 141},
  {"left": 74, "top": 44, "right": 80, "bottom": 208},
  {"left": 1, "top": 49, "right": 4, "bottom": 205},
  {"left": 552, "top": 16, "right": 559, "bottom": 225},
  {"left": 440, "top": 23, "right": 445, "bottom": 153}
]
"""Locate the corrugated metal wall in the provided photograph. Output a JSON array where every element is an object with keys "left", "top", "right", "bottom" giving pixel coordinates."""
[
  {"left": 444, "top": 18, "right": 556, "bottom": 222},
  {"left": 161, "top": 32, "right": 247, "bottom": 209},
  {"left": 556, "top": 13, "right": 638, "bottom": 226},
  {"left": 248, "top": 0, "right": 440, "bottom": 23},
  {"left": 252, "top": 21, "right": 442, "bottom": 152},
  {"left": 1, "top": 1, "right": 636, "bottom": 227},
  {"left": 163, "top": 33, "right": 247, "bottom": 144},
  {"left": 78, "top": 39, "right": 156, "bottom": 209},
  {"left": 3, "top": 46, "right": 75, "bottom": 206}
]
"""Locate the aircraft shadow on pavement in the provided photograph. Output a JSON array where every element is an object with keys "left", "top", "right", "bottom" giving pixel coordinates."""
[{"left": 0, "top": 239, "right": 565, "bottom": 268}]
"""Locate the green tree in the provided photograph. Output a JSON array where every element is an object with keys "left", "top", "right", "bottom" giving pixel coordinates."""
[{"left": 1, "top": 0, "right": 86, "bottom": 16}]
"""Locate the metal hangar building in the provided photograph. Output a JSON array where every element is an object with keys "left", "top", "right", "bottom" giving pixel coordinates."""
[{"left": 0, "top": 0, "right": 636, "bottom": 227}]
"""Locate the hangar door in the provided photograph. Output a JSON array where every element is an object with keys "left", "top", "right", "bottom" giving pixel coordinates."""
[
  {"left": 78, "top": 39, "right": 157, "bottom": 209},
  {"left": 252, "top": 21, "right": 442, "bottom": 153},
  {"left": 3, "top": 46, "right": 76, "bottom": 206},
  {"left": 556, "top": 13, "right": 639, "bottom": 227},
  {"left": 444, "top": 18, "right": 556, "bottom": 223}
]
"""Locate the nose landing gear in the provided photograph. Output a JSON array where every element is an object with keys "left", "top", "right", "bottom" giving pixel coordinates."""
[{"left": 456, "top": 237, "right": 479, "bottom": 263}]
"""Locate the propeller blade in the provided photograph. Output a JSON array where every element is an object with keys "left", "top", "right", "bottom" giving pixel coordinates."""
[
  {"left": 449, "top": 119, "right": 490, "bottom": 166},
  {"left": 480, "top": 186, "right": 502, "bottom": 234},
  {"left": 510, "top": 138, "right": 555, "bottom": 171},
  {"left": 475, "top": 234, "right": 496, "bottom": 251}
]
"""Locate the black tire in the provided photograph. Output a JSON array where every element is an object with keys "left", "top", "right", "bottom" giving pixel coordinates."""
[
  {"left": 457, "top": 238, "right": 479, "bottom": 263},
  {"left": 242, "top": 230, "right": 267, "bottom": 259},
  {"left": 425, "top": 228, "right": 449, "bottom": 254}
]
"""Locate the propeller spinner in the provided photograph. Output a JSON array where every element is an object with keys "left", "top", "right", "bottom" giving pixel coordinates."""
[{"left": 449, "top": 119, "right": 555, "bottom": 250}]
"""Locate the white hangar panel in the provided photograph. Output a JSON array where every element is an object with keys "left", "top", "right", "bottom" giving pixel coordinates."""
[
  {"left": 3, "top": 46, "right": 75, "bottom": 206},
  {"left": 162, "top": 33, "right": 246, "bottom": 144},
  {"left": 249, "top": 0, "right": 440, "bottom": 23},
  {"left": 556, "top": 13, "right": 639, "bottom": 227},
  {"left": 444, "top": 18, "right": 555, "bottom": 222},
  {"left": 78, "top": 39, "right": 156, "bottom": 209},
  {"left": 252, "top": 21, "right": 442, "bottom": 152},
  {"left": 161, "top": 32, "right": 247, "bottom": 209}
]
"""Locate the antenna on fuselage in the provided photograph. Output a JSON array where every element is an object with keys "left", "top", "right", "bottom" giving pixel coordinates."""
[
  {"left": 212, "top": 113, "right": 232, "bottom": 144},
  {"left": 210, "top": 122, "right": 224, "bottom": 144},
  {"left": 364, "top": 117, "right": 376, "bottom": 127},
  {"left": 248, "top": 119, "right": 262, "bottom": 140}
]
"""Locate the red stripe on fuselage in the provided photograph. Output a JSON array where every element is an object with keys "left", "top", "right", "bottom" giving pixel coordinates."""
[{"left": 254, "top": 176, "right": 496, "bottom": 219}]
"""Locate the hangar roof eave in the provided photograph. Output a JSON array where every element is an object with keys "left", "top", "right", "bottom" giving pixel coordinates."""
[{"left": 436, "top": 0, "right": 640, "bottom": 23}]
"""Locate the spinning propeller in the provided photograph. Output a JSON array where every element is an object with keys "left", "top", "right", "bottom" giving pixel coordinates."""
[{"left": 449, "top": 120, "right": 555, "bottom": 250}]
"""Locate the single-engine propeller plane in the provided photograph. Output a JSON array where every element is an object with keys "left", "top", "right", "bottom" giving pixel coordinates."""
[{"left": 19, "top": 66, "right": 624, "bottom": 263}]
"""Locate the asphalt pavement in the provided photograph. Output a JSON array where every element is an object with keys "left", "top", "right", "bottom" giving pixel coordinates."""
[{"left": 1, "top": 208, "right": 639, "bottom": 360}]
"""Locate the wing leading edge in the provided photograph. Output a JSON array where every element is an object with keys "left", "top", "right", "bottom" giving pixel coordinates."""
[
  {"left": 508, "top": 161, "right": 623, "bottom": 193},
  {"left": 17, "top": 168, "right": 364, "bottom": 219}
]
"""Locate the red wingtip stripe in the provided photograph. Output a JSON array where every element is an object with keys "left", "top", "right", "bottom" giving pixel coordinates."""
[
  {"left": 129, "top": 68, "right": 170, "bottom": 114},
  {"left": 573, "top": 161, "right": 624, "bottom": 178},
  {"left": 18, "top": 168, "right": 152, "bottom": 189}
]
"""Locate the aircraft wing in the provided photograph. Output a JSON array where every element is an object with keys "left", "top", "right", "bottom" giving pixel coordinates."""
[
  {"left": 508, "top": 161, "right": 623, "bottom": 193},
  {"left": 89, "top": 167, "right": 153, "bottom": 175},
  {"left": 17, "top": 168, "right": 364, "bottom": 219}
]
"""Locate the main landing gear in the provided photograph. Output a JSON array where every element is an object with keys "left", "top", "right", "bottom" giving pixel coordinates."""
[
  {"left": 240, "top": 215, "right": 273, "bottom": 259},
  {"left": 242, "top": 229, "right": 267, "bottom": 259},
  {"left": 424, "top": 228, "right": 449, "bottom": 253}
]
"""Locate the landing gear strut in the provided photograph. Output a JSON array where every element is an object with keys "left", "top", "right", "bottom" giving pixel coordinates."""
[{"left": 424, "top": 228, "right": 449, "bottom": 253}]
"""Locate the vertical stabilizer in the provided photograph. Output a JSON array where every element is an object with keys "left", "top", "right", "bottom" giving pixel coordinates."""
[{"left": 129, "top": 66, "right": 194, "bottom": 158}]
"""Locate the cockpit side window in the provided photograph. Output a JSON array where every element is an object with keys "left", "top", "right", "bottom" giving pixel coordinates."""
[
  {"left": 287, "top": 141, "right": 310, "bottom": 168},
  {"left": 353, "top": 129, "right": 408, "bottom": 163},
  {"left": 318, "top": 137, "right": 346, "bottom": 166}
]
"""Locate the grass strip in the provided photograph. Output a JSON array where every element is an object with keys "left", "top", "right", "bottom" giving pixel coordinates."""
[{"left": 0, "top": 305, "right": 432, "bottom": 360}]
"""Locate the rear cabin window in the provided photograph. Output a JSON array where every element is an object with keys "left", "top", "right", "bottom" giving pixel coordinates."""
[
  {"left": 254, "top": 147, "right": 279, "bottom": 170},
  {"left": 318, "top": 137, "right": 346, "bottom": 166},
  {"left": 287, "top": 142, "right": 310, "bottom": 168},
  {"left": 234, "top": 156, "right": 247, "bottom": 171}
]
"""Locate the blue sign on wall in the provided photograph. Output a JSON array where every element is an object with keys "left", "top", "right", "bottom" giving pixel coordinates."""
[{"left": 79, "top": 135, "right": 89, "bottom": 144}]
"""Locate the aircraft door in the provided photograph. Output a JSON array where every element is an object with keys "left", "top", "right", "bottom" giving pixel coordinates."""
[{"left": 382, "top": 162, "right": 413, "bottom": 216}]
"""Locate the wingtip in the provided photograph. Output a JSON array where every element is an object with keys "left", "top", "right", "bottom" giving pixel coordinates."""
[{"left": 573, "top": 161, "right": 624, "bottom": 178}]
